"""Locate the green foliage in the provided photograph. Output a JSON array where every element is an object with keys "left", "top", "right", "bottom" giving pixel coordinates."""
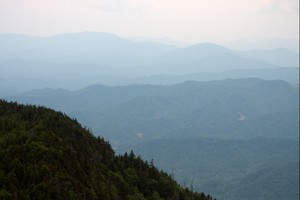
[{"left": 0, "top": 100, "right": 213, "bottom": 200}]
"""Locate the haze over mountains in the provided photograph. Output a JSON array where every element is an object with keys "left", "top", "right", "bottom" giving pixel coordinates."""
[
  {"left": 1, "top": 31, "right": 299, "bottom": 200},
  {"left": 0, "top": 32, "right": 299, "bottom": 96}
]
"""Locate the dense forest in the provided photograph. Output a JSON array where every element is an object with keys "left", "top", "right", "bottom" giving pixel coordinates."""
[{"left": 0, "top": 100, "right": 214, "bottom": 200}]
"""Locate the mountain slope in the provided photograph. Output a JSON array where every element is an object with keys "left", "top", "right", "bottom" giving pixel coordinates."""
[
  {"left": 128, "top": 138, "right": 299, "bottom": 200},
  {"left": 223, "top": 161, "right": 299, "bottom": 200},
  {"left": 0, "top": 100, "right": 213, "bottom": 200}
]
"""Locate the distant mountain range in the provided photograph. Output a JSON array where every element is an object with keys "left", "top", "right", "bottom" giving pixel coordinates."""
[
  {"left": 1, "top": 32, "right": 298, "bottom": 70},
  {"left": 0, "top": 32, "right": 298, "bottom": 96}
]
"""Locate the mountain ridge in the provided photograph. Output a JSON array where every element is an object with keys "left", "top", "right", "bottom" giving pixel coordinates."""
[{"left": 6, "top": 78, "right": 299, "bottom": 145}]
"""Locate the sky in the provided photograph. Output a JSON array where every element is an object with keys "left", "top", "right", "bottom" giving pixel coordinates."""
[{"left": 0, "top": 0, "right": 299, "bottom": 44}]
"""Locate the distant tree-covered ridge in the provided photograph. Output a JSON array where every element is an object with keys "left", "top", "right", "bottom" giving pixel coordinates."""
[{"left": 0, "top": 100, "right": 214, "bottom": 200}]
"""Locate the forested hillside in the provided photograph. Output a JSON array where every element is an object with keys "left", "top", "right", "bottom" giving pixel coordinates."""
[{"left": 0, "top": 100, "right": 213, "bottom": 200}]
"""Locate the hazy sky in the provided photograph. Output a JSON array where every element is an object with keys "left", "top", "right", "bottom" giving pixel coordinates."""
[{"left": 0, "top": 0, "right": 298, "bottom": 44}]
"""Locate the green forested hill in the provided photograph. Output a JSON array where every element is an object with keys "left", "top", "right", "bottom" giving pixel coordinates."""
[{"left": 0, "top": 100, "right": 213, "bottom": 200}]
